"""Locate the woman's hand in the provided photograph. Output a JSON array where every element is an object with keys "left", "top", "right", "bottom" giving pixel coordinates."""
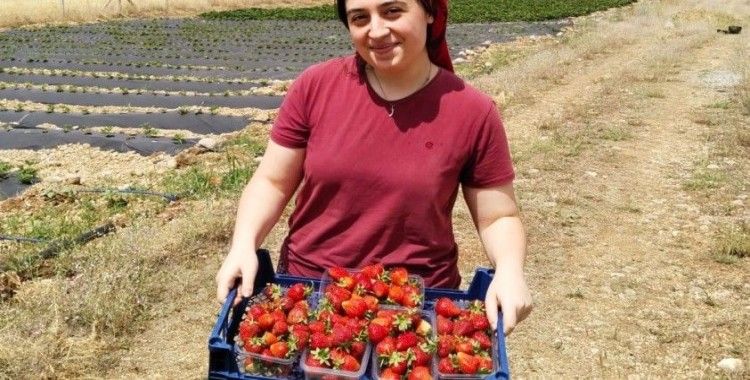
[
  {"left": 484, "top": 269, "right": 533, "bottom": 336},
  {"left": 215, "top": 248, "right": 259, "bottom": 306}
]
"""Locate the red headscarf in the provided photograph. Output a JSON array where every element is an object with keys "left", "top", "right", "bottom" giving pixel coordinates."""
[{"left": 427, "top": 0, "right": 454, "bottom": 72}]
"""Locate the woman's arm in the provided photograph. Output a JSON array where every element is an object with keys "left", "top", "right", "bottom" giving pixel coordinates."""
[
  {"left": 463, "top": 182, "right": 532, "bottom": 336},
  {"left": 216, "top": 140, "right": 305, "bottom": 304}
]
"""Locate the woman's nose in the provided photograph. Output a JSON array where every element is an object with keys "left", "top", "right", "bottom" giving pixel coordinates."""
[{"left": 368, "top": 16, "right": 390, "bottom": 39}]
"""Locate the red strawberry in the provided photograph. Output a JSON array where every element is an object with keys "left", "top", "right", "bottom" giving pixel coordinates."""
[
  {"left": 387, "top": 351, "right": 408, "bottom": 375},
  {"left": 379, "top": 368, "right": 401, "bottom": 380},
  {"left": 402, "top": 285, "right": 421, "bottom": 307},
  {"left": 310, "top": 332, "right": 331, "bottom": 349},
  {"left": 271, "top": 320, "right": 288, "bottom": 336},
  {"left": 353, "top": 272, "right": 373, "bottom": 291},
  {"left": 308, "top": 320, "right": 326, "bottom": 334},
  {"left": 261, "top": 331, "right": 277, "bottom": 346},
  {"left": 363, "top": 295, "right": 379, "bottom": 312},
  {"left": 269, "top": 341, "right": 289, "bottom": 358},
  {"left": 350, "top": 341, "right": 367, "bottom": 358},
  {"left": 456, "top": 352, "right": 480, "bottom": 374},
  {"left": 290, "top": 325, "right": 310, "bottom": 349},
  {"left": 337, "top": 276, "right": 356, "bottom": 290},
  {"left": 471, "top": 313, "right": 490, "bottom": 331},
  {"left": 286, "top": 283, "right": 309, "bottom": 302},
  {"left": 371, "top": 280, "right": 389, "bottom": 298},
  {"left": 390, "top": 267, "right": 408, "bottom": 286},
  {"left": 472, "top": 330, "right": 492, "bottom": 350},
  {"left": 408, "top": 366, "right": 433, "bottom": 380},
  {"left": 368, "top": 323, "right": 390, "bottom": 344},
  {"left": 331, "top": 323, "right": 355, "bottom": 347},
  {"left": 387, "top": 285, "right": 405, "bottom": 304},
  {"left": 361, "top": 263, "right": 384, "bottom": 279},
  {"left": 341, "top": 354, "right": 360, "bottom": 372},
  {"left": 436, "top": 315, "right": 454, "bottom": 335},
  {"left": 270, "top": 309, "right": 286, "bottom": 323},
  {"left": 341, "top": 298, "right": 368, "bottom": 318},
  {"left": 455, "top": 339, "right": 474, "bottom": 354},
  {"left": 375, "top": 336, "right": 396, "bottom": 357},
  {"left": 328, "top": 267, "right": 349, "bottom": 281},
  {"left": 286, "top": 306, "right": 307, "bottom": 325},
  {"left": 257, "top": 313, "right": 275, "bottom": 330},
  {"left": 305, "top": 353, "right": 325, "bottom": 368},
  {"left": 438, "top": 357, "right": 455, "bottom": 374},
  {"left": 437, "top": 336, "right": 454, "bottom": 358},
  {"left": 478, "top": 355, "right": 494, "bottom": 373},
  {"left": 435, "top": 298, "right": 461, "bottom": 318},
  {"left": 238, "top": 321, "right": 259, "bottom": 341},
  {"left": 248, "top": 304, "right": 266, "bottom": 320},
  {"left": 395, "top": 331, "right": 418, "bottom": 351},
  {"left": 413, "top": 346, "right": 432, "bottom": 366},
  {"left": 452, "top": 319, "right": 474, "bottom": 337}
]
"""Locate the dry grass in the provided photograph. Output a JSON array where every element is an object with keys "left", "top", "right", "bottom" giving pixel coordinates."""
[{"left": 0, "top": 0, "right": 328, "bottom": 29}]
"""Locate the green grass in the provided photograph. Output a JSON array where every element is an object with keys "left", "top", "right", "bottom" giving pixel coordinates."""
[
  {"left": 0, "top": 161, "right": 11, "bottom": 178},
  {"left": 713, "top": 223, "right": 750, "bottom": 264},
  {"left": 201, "top": 0, "right": 636, "bottom": 22},
  {"left": 17, "top": 164, "right": 38, "bottom": 184}
]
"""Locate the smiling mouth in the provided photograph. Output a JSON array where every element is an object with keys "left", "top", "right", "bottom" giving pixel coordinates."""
[{"left": 370, "top": 43, "right": 398, "bottom": 53}]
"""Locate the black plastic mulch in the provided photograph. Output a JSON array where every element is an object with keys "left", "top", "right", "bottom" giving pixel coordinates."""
[
  {"left": 0, "top": 111, "right": 250, "bottom": 134},
  {"left": 0, "top": 127, "right": 195, "bottom": 156},
  {"left": 0, "top": 88, "right": 282, "bottom": 109},
  {"left": 0, "top": 175, "right": 30, "bottom": 200},
  {"left": 0, "top": 72, "right": 260, "bottom": 93}
]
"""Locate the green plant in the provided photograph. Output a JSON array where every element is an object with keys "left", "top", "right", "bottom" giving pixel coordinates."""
[
  {"left": 17, "top": 164, "right": 38, "bottom": 184},
  {"left": 46, "top": 104, "right": 54, "bottom": 113},
  {"left": 0, "top": 161, "right": 11, "bottom": 178},
  {"left": 102, "top": 126, "right": 115, "bottom": 137},
  {"left": 178, "top": 107, "right": 190, "bottom": 115},
  {"left": 14, "top": 104, "right": 24, "bottom": 112},
  {"left": 141, "top": 123, "right": 158, "bottom": 137},
  {"left": 713, "top": 223, "right": 750, "bottom": 264},
  {"left": 172, "top": 133, "right": 186, "bottom": 145}
]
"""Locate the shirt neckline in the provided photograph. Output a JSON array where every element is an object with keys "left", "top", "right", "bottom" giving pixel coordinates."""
[{"left": 355, "top": 57, "right": 444, "bottom": 107}]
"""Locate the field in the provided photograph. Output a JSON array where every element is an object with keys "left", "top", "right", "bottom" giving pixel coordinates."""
[{"left": 1, "top": 0, "right": 749, "bottom": 378}]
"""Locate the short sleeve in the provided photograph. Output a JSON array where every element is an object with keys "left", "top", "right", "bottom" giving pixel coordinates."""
[
  {"left": 270, "top": 73, "right": 310, "bottom": 149},
  {"left": 460, "top": 103, "right": 515, "bottom": 187}
]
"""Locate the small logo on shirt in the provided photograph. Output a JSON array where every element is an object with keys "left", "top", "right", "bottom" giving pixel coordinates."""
[{"left": 425, "top": 141, "right": 434, "bottom": 149}]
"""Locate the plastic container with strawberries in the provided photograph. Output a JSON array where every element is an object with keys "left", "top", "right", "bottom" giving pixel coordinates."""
[
  {"left": 369, "top": 309, "right": 437, "bottom": 380},
  {"left": 233, "top": 281, "right": 315, "bottom": 379},
  {"left": 431, "top": 298, "right": 498, "bottom": 379},
  {"left": 298, "top": 344, "right": 372, "bottom": 380},
  {"left": 318, "top": 264, "right": 426, "bottom": 311}
]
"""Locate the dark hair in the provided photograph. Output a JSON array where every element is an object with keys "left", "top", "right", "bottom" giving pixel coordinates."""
[{"left": 335, "top": 0, "right": 434, "bottom": 28}]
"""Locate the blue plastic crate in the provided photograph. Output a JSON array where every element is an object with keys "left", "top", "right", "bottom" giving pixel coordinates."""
[{"left": 208, "top": 250, "right": 510, "bottom": 380}]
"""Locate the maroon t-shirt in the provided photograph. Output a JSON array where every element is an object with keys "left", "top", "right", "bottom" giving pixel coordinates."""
[{"left": 270, "top": 55, "right": 514, "bottom": 288}]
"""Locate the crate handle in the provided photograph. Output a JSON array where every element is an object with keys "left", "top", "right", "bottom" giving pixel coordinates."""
[
  {"left": 485, "top": 316, "right": 511, "bottom": 379},
  {"left": 208, "top": 286, "right": 237, "bottom": 346}
]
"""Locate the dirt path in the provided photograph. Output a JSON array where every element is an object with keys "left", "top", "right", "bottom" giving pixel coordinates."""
[{"left": 497, "top": 3, "right": 749, "bottom": 377}]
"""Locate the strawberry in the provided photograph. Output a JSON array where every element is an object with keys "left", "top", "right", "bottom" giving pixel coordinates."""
[
  {"left": 387, "top": 285, "right": 405, "bottom": 304},
  {"left": 395, "top": 331, "right": 418, "bottom": 351},
  {"left": 363, "top": 295, "right": 379, "bottom": 312},
  {"left": 371, "top": 280, "right": 389, "bottom": 298},
  {"left": 375, "top": 336, "right": 396, "bottom": 357},
  {"left": 337, "top": 275, "right": 356, "bottom": 290},
  {"left": 402, "top": 285, "right": 421, "bottom": 307},
  {"left": 305, "top": 353, "right": 325, "bottom": 368},
  {"left": 248, "top": 304, "right": 266, "bottom": 320},
  {"left": 310, "top": 332, "right": 331, "bottom": 349},
  {"left": 257, "top": 313, "right": 275, "bottom": 331},
  {"left": 238, "top": 320, "right": 259, "bottom": 341},
  {"left": 471, "top": 313, "right": 490, "bottom": 331},
  {"left": 328, "top": 267, "right": 349, "bottom": 281},
  {"left": 271, "top": 320, "right": 288, "bottom": 336},
  {"left": 413, "top": 346, "right": 432, "bottom": 366},
  {"left": 390, "top": 267, "right": 409, "bottom": 286},
  {"left": 455, "top": 339, "right": 474, "bottom": 354},
  {"left": 386, "top": 351, "right": 408, "bottom": 374},
  {"left": 290, "top": 325, "right": 310, "bottom": 349},
  {"left": 331, "top": 323, "right": 355, "bottom": 347},
  {"left": 436, "top": 315, "right": 453, "bottom": 335},
  {"left": 408, "top": 366, "right": 433, "bottom": 380},
  {"left": 456, "top": 352, "right": 480, "bottom": 374},
  {"left": 379, "top": 368, "right": 401, "bottom": 380},
  {"left": 286, "top": 305, "right": 307, "bottom": 325},
  {"left": 437, "top": 335, "right": 454, "bottom": 358},
  {"left": 472, "top": 330, "right": 492, "bottom": 350},
  {"left": 269, "top": 341, "right": 289, "bottom": 358},
  {"left": 353, "top": 272, "right": 373, "bottom": 291},
  {"left": 261, "top": 331, "right": 278, "bottom": 346},
  {"left": 438, "top": 357, "right": 455, "bottom": 374},
  {"left": 368, "top": 323, "right": 390, "bottom": 343},
  {"left": 478, "top": 355, "right": 494, "bottom": 374},
  {"left": 452, "top": 319, "right": 474, "bottom": 337},
  {"left": 341, "top": 354, "right": 360, "bottom": 372},
  {"left": 341, "top": 298, "right": 367, "bottom": 318},
  {"left": 361, "top": 263, "right": 384, "bottom": 279},
  {"left": 270, "top": 309, "right": 286, "bottom": 323},
  {"left": 350, "top": 341, "right": 367, "bottom": 358},
  {"left": 286, "top": 283, "right": 309, "bottom": 302},
  {"left": 308, "top": 320, "right": 326, "bottom": 334},
  {"left": 435, "top": 298, "right": 461, "bottom": 318}
]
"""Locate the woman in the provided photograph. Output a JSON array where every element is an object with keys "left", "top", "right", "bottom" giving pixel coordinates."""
[{"left": 216, "top": 0, "right": 532, "bottom": 335}]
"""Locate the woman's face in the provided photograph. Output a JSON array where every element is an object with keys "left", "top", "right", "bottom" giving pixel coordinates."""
[{"left": 344, "top": 0, "right": 433, "bottom": 73}]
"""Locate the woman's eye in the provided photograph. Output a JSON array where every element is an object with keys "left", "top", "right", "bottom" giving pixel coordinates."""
[{"left": 386, "top": 8, "right": 402, "bottom": 15}]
